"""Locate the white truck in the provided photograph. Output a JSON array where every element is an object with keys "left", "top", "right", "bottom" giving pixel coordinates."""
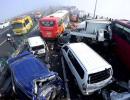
[{"left": 70, "top": 19, "right": 112, "bottom": 44}]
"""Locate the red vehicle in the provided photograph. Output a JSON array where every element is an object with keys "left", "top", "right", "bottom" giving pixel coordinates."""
[
  {"left": 111, "top": 19, "right": 130, "bottom": 69},
  {"left": 39, "top": 10, "right": 69, "bottom": 39}
]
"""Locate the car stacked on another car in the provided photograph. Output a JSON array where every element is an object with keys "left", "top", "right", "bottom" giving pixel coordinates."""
[{"left": 61, "top": 42, "right": 113, "bottom": 95}]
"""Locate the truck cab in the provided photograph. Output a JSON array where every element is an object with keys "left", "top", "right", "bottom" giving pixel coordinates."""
[
  {"left": 11, "top": 16, "right": 33, "bottom": 35},
  {"left": 72, "top": 19, "right": 112, "bottom": 43}
]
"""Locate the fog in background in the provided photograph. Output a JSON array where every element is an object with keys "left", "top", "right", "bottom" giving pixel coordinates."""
[
  {"left": 74, "top": 0, "right": 130, "bottom": 19},
  {"left": 0, "top": 0, "right": 129, "bottom": 21}
]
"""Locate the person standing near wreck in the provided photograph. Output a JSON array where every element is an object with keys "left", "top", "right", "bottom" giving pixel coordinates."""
[{"left": 6, "top": 33, "right": 17, "bottom": 50}]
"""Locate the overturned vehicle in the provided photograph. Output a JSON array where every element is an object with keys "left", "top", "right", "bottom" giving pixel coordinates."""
[{"left": 8, "top": 51, "right": 64, "bottom": 100}]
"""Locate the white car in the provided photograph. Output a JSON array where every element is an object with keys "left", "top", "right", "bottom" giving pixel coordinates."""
[
  {"left": 27, "top": 36, "right": 47, "bottom": 56},
  {"left": 61, "top": 42, "right": 113, "bottom": 95},
  {"left": 0, "top": 21, "right": 10, "bottom": 29}
]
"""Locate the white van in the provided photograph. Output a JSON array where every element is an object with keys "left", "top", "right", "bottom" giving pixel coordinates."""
[
  {"left": 61, "top": 42, "right": 113, "bottom": 95},
  {"left": 27, "top": 36, "right": 47, "bottom": 56}
]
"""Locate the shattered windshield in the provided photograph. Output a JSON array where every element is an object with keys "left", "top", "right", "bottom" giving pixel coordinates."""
[
  {"left": 12, "top": 23, "right": 23, "bottom": 29},
  {"left": 32, "top": 45, "right": 44, "bottom": 51}
]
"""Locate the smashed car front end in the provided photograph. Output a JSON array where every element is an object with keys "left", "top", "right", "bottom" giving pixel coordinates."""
[{"left": 33, "top": 73, "right": 64, "bottom": 100}]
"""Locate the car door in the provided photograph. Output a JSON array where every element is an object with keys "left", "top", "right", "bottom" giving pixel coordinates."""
[{"left": 67, "top": 50, "right": 85, "bottom": 90}]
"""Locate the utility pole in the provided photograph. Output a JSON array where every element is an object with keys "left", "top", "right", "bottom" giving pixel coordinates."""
[{"left": 93, "top": 0, "right": 98, "bottom": 18}]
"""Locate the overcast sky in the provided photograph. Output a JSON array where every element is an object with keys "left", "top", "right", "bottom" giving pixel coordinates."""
[{"left": 0, "top": 0, "right": 130, "bottom": 21}]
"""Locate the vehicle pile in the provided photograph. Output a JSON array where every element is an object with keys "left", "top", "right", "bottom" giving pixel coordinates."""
[
  {"left": 8, "top": 51, "right": 64, "bottom": 100},
  {"left": 1, "top": 8, "right": 130, "bottom": 100}
]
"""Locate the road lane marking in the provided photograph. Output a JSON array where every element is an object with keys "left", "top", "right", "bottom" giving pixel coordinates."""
[
  {"left": 0, "top": 28, "right": 10, "bottom": 35},
  {"left": 30, "top": 24, "right": 38, "bottom": 33},
  {"left": 0, "top": 40, "right": 7, "bottom": 46}
]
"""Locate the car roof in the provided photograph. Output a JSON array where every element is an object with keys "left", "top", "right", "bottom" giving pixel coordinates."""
[
  {"left": 8, "top": 51, "right": 54, "bottom": 95},
  {"left": 47, "top": 10, "right": 68, "bottom": 18},
  {"left": 28, "top": 36, "right": 45, "bottom": 47},
  {"left": 67, "top": 43, "right": 112, "bottom": 73}
]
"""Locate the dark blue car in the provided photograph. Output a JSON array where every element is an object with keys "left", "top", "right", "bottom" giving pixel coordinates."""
[{"left": 8, "top": 51, "right": 64, "bottom": 100}]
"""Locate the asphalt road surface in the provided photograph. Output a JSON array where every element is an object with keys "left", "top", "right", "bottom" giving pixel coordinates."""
[
  {"left": 0, "top": 21, "right": 39, "bottom": 57},
  {"left": 0, "top": 26, "right": 14, "bottom": 57}
]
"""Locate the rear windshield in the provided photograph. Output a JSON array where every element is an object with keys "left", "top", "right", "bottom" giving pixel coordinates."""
[
  {"left": 32, "top": 45, "right": 44, "bottom": 51},
  {"left": 41, "top": 21, "right": 55, "bottom": 27},
  {"left": 12, "top": 23, "right": 23, "bottom": 29}
]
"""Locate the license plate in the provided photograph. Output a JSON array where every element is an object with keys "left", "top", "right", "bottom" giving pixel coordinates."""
[{"left": 47, "top": 31, "right": 51, "bottom": 35}]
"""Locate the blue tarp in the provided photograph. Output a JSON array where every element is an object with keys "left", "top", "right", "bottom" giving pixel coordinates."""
[{"left": 8, "top": 51, "right": 55, "bottom": 98}]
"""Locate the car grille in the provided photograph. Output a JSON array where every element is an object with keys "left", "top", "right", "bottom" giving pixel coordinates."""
[{"left": 88, "top": 68, "right": 111, "bottom": 84}]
